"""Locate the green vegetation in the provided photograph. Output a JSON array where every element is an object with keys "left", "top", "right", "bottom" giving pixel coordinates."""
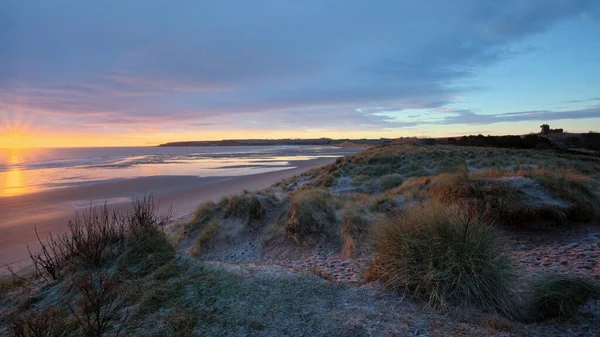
[
  {"left": 370, "top": 201, "right": 516, "bottom": 313},
  {"left": 219, "top": 191, "right": 268, "bottom": 224},
  {"left": 524, "top": 275, "right": 600, "bottom": 322},
  {"left": 4, "top": 142, "right": 600, "bottom": 335},
  {"left": 279, "top": 188, "right": 338, "bottom": 244},
  {"left": 380, "top": 173, "right": 403, "bottom": 191}
]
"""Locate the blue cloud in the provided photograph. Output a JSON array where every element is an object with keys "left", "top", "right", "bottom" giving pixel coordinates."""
[{"left": 0, "top": 0, "right": 598, "bottom": 131}]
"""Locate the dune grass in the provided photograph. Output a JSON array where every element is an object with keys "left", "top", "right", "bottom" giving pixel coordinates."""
[
  {"left": 183, "top": 201, "right": 216, "bottom": 236},
  {"left": 340, "top": 203, "right": 372, "bottom": 257},
  {"left": 524, "top": 275, "right": 600, "bottom": 322},
  {"left": 219, "top": 191, "right": 267, "bottom": 225},
  {"left": 369, "top": 201, "right": 516, "bottom": 314},
  {"left": 278, "top": 188, "right": 337, "bottom": 244},
  {"left": 526, "top": 168, "right": 599, "bottom": 221},
  {"left": 191, "top": 218, "right": 220, "bottom": 256}
]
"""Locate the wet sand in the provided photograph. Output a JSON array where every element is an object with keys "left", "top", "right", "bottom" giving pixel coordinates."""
[{"left": 0, "top": 157, "right": 336, "bottom": 269}]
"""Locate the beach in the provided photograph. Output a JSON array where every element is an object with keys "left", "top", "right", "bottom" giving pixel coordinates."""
[{"left": 0, "top": 147, "right": 349, "bottom": 269}]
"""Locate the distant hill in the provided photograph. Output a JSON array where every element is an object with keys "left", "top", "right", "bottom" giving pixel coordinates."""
[{"left": 158, "top": 138, "right": 385, "bottom": 147}]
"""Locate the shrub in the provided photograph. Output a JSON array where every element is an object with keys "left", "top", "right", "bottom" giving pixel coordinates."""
[
  {"left": 8, "top": 306, "right": 69, "bottom": 337},
  {"left": 127, "top": 194, "right": 172, "bottom": 237},
  {"left": 61, "top": 205, "right": 122, "bottom": 267},
  {"left": 380, "top": 174, "right": 404, "bottom": 191},
  {"left": 525, "top": 275, "right": 600, "bottom": 322},
  {"left": 27, "top": 225, "right": 64, "bottom": 281},
  {"left": 68, "top": 271, "right": 124, "bottom": 337},
  {"left": 370, "top": 201, "right": 515, "bottom": 313},
  {"left": 281, "top": 188, "right": 337, "bottom": 244},
  {"left": 28, "top": 196, "right": 172, "bottom": 279}
]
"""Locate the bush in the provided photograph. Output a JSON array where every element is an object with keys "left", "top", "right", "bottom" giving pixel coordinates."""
[
  {"left": 370, "top": 201, "right": 515, "bottom": 313},
  {"left": 67, "top": 271, "right": 124, "bottom": 337},
  {"left": 380, "top": 174, "right": 404, "bottom": 191},
  {"left": 8, "top": 306, "right": 69, "bottom": 337},
  {"left": 27, "top": 196, "right": 172, "bottom": 280},
  {"left": 525, "top": 275, "right": 600, "bottom": 322},
  {"left": 281, "top": 188, "right": 337, "bottom": 244}
]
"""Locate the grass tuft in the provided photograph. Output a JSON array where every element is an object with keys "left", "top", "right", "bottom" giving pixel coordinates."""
[
  {"left": 280, "top": 188, "right": 337, "bottom": 244},
  {"left": 220, "top": 192, "right": 266, "bottom": 224},
  {"left": 524, "top": 274, "right": 600, "bottom": 322},
  {"left": 370, "top": 201, "right": 515, "bottom": 313}
]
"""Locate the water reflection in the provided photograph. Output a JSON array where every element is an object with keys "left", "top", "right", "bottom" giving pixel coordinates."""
[
  {"left": 0, "top": 146, "right": 353, "bottom": 198},
  {"left": 1, "top": 149, "right": 32, "bottom": 197}
]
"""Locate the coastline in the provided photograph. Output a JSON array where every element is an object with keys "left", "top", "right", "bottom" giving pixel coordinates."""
[{"left": 0, "top": 157, "right": 337, "bottom": 270}]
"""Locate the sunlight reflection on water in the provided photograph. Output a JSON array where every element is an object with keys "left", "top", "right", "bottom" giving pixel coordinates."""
[{"left": 0, "top": 146, "right": 353, "bottom": 197}]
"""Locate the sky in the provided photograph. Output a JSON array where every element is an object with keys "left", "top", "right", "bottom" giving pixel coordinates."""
[{"left": 1, "top": 0, "right": 599, "bottom": 148}]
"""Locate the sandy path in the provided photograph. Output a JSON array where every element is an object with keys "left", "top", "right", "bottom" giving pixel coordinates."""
[{"left": 0, "top": 157, "right": 335, "bottom": 269}]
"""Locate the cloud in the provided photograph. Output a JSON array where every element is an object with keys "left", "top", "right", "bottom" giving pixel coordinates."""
[
  {"left": 433, "top": 106, "right": 600, "bottom": 125},
  {"left": 0, "top": 0, "right": 597, "bottom": 131},
  {"left": 564, "top": 97, "right": 600, "bottom": 103}
]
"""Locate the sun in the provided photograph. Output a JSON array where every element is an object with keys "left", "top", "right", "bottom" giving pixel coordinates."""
[
  {"left": 1, "top": 130, "right": 29, "bottom": 149},
  {"left": 0, "top": 112, "right": 35, "bottom": 149}
]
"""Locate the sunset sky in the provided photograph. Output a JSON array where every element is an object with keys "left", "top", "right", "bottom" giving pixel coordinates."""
[{"left": 1, "top": 1, "right": 599, "bottom": 148}]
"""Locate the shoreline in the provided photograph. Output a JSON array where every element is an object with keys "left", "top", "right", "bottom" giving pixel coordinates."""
[{"left": 0, "top": 157, "right": 337, "bottom": 270}]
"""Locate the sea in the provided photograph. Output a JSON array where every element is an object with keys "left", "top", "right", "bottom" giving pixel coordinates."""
[{"left": 0, "top": 145, "right": 356, "bottom": 198}]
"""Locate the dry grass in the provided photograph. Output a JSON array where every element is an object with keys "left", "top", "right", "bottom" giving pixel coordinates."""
[{"left": 369, "top": 201, "right": 516, "bottom": 314}]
